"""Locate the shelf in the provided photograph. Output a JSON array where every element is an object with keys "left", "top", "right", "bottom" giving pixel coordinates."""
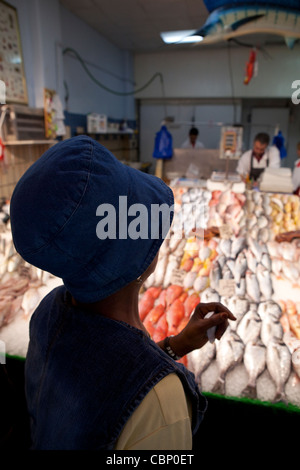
[
  {"left": 4, "top": 140, "right": 57, "bottom": 146},
  {"left": 87, "top": 131, "right": 136, "bottom": 136}
]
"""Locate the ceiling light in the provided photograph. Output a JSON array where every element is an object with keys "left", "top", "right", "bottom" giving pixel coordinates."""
[{"left": 160, "top": 30, "right": 203, "bottom": 44}]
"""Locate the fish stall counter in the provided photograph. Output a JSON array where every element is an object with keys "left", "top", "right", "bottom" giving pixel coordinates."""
[{"left": 139, "top": 183, "right": 300, "bottom": 413}]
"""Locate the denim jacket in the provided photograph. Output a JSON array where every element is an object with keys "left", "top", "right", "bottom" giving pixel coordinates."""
[{"left": 25, "top": 286, "right": 207, "bottom": 450}]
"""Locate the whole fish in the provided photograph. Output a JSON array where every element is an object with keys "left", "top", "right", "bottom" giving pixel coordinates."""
[
  {"left": 234, "top": 251, "right": 247, "bottom": 286},
  {"left": 237, "top": 305, "right": 262, "bottom": 344},
  {"left": 139, "top": 289, "right": 156, "bottom": 320},
  {"left": 257, "top": 215, "right": 269, "bottom": 229},
  {"left": 247, "top": 237, "right": 263, "bottom": 262},
  {"left": 231, "top": 236, "right": 246, "bottom": 258},
  {"left": 249, "top": 225, "right": 259, "bottom": 240},
  {"left": 144, "top": 304, "right": 165, "bottom": 325},
  {"left": 164, "top": 254, "right": 180, "bottom": 288},
  {"left": 283, "top": 331, "right": 300, "bottom": 379},
  {"left": 261, "top": 252, "right": 272, "bottom": 272},
  {"left": 235, "top": 277, "right": 246, "bottom": 297},
  {"left": 218, "top": 238, "right": 232, "bottom": 258},
  {"left": 152, "top": 314, "right": 168, "bottom": 342},
  {"left": 245, "top": 271, "right": 260, "bottom": 303},
  {"left": 256, "top": 264, "right": 273, "bottom": 300},
  {"left": 245, "top": 249, "right": 257, "bottom": 273},
  {"left": 165, "top": 285, "right": 183, "bottom": 307},
  {"left": 183, "top": 293, "right": 200, "bottom": 318},
  {"left": 193, "top": 275, "right": 209, "bottom": 293},
  {"left": 187, "top": 341, "right": 216, "bottom": 389},
  {"left": 200, "top": 287, "right": 220, "bottom": 303},
  {"left": 247, "top": 214, "right": 257, "bottom": 230},
  {"left": 241, "top": 340, "right": 266, "bottom": 399},
  {"left": 222, "top": 264, "right": 234, "bottom": 280},
  {"left": 261, "top": 312, "right": 283, "bottom": 347},
  {"left": 266, "top": 340, "right": 291, "bottom": 403},
  {"left": 258, "top": 301, "right": 282, "bottom": 321},
  {"left": 196, "top": 4, "right": 300, "bottom": 50},
  {"left": 209, "top": 260, "right": 221, "bottom": 291},
  {"left": 217, "top": 253, "right": 227, "bottom": 269},
  {"left": 166, "top": 298, "right": 185, "bottom": 335},
  {"left": 257, "top": 227, "right": 270, "bottom": 244},
  {"left": 226, "top": 259, "right": 235, "bottom": 276},
  {"left": 153, "top": 254, "right": 168, "bottom": 287},
  {"left": 213, "top": 331, "right": 244, "bottom": 395},
  {"left": 227, "top": 296, "right": 249, "bottom": 330},
  {"left": 183, "top": 271, "right": 198, "bottom": 290},
  {"left": 199, "top": 244, "right": 211, "bottom": 262}
]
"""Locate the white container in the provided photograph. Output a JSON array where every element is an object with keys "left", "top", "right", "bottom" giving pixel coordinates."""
[{"left": 87, "top": 113, "right": 107, "bottom": 133}]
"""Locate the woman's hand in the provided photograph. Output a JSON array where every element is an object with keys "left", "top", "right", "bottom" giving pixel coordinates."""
[{"left": 158, "top": 302, "right": 236, "bottom": 358}]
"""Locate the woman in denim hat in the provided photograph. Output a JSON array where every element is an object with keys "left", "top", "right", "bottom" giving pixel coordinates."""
[{"left": 10, "top": 136, "right": 234, "bottom": 450}]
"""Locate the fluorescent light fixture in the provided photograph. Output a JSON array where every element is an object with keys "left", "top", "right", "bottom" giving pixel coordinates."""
[{"left": 160, "top": 30, "right": 203, "bottom": 44}]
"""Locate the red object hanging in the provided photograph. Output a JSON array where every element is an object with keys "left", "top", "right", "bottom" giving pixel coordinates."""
[
  {"left": 0, "top": 137, "right": 5, "bottom": 161},
  {"left": 244, "top": 49, "right": 257, "bottom": 85}
]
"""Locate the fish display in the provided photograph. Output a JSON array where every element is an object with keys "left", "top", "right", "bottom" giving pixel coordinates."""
[
  {"left": 139, "top": 187, "right": 300, "bottom": 405},
  {"left": 0, "top": 209, "right": 54, "bottom": 332},
  {"left": 2, "top": 185, "right": 300, "bottom": 407}
]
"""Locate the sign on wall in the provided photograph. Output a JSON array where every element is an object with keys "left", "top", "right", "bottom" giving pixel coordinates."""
[{"left": 0, "top": 0, "right": 28, "bottom": 104}]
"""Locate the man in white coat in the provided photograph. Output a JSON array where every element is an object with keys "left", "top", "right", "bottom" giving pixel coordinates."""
[
  {"left": 236, "top": 132, "right": 280, "bottom": 181},
  {"left": 181, "top": 127, "right": 205, "bottom": 149}
]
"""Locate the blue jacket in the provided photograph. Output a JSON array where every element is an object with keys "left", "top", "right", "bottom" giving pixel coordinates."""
[{"left": 25, "top": 286, "right": 207, "bottom": 450}]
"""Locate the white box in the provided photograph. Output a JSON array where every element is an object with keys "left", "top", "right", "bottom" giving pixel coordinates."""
[{"left": 87, "top": 113, "right": 107, "bottom": 133}]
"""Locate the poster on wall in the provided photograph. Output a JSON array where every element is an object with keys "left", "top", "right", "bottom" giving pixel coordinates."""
[{"left": 0, "top": 0, "right": 28, "bottom": 104}]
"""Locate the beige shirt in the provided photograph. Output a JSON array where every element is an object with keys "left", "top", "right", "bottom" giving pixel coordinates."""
[{"left": 114, "top": 373, "right": 193, "bottom": 450}]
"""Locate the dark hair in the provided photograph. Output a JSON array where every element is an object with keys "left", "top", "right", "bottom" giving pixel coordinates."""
[
  {"left": 254, "top": 133, "right": 270, "bottom": 145},
  {"left": 189, "top": 127, "right": 199, "bottom": 136}
]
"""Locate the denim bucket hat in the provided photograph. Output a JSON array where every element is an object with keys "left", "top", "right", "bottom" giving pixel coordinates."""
[{"left": 10, "top": 136, "right": 174, "bottom": 302}]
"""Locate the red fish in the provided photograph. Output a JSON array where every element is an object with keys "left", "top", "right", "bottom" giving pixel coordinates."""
[
  {"left": 152, "top": 314, "right": 168, "bottom": 342},
  {"left": 179, "top": 292, "right": 188, "bottom": 303},
  {"left": 177, "top": 316, "right": 189, "bottom": 333},
  {"left": 181, "top": 257, "right": 194, "bottom": 272},
  {"left": 166, "top": 285, "right": 183, "bottom": 307},
  {"left": 184, "top": 293, "right": 200, "bottom": 318},
  {"left": 143, "top": 316, "right": 156, "bottom": 338},
  {"left": 146, "top": 286, "right": 162, "bottom": 300},
  {"left": 145, "top": 304, "right": 165, "bottom": 325},
  {"left": 139, "top": 290, "right": 155, "bottom": 321},
  {"left": 157, "top": 289, "right": 167, "bottom": 307},
  {"left": 166, "top": 298, "right": 185, "bottom": 335}
]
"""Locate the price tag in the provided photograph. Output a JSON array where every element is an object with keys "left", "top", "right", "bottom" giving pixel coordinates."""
[
  {"left": 219, "top": 224, "right": 233, "bottom": 239},
  {"left": 170, "top": 268, "right": 185, "bottom": 285},
  {"left": 218, "top": 279, "right": 236, "bottom": 296}
]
